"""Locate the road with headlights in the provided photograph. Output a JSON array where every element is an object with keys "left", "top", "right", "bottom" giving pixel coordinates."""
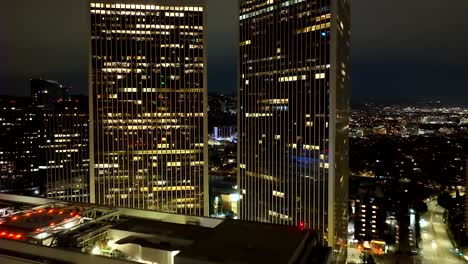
[{"left": 419, "top": 200, "right": 465, "bottom": 263}]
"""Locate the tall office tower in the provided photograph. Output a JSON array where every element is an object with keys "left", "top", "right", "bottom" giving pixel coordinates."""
[
  {"left": 44, "top": 96, "right": 90, "bottom": 202},
  {"left": 238, "top": 0, "right": 350, "bottom": 262},
  {"left": 89, "top": 1, "right": 208, "bottom": 216}
]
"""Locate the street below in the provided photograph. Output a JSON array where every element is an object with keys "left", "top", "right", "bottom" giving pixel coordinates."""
[{"left": 418, "top": 200, "right": 464, "bottom": 263}]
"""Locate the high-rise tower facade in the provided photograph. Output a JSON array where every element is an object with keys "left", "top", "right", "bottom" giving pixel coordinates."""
[
  {"left": 44, "top": 96, "right": 90, "bottom": 202},
  {"left": 238, "top": 0, "right": 350, "bottom": 261},
  {"left": 30, "top": 80, "right": 90, "bottom": 202},
  {"left": 89, "top": 0, "right": 208, "bottom": 216}
]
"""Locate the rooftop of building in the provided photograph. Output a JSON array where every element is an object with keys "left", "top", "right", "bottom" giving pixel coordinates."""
[
  {"left": 0, "top": 194, "right": 329, "bottom": 264},
  {"left": 112, "top": 217, "right": 210, "bottom": 242},
  {"left": 0, "top": 207, "right": 79, "bottom": 233},
  {"left": 176, "top": 219, "right": 315, "bottom": 263}
]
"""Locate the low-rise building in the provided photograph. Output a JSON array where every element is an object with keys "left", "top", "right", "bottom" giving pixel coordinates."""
[{"left": 0, "top": 194, "right": 330, "bottom": 264}]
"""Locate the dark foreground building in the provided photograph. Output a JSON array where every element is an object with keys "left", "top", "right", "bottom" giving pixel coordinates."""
[
  {"left": 238, "top": 0, "right": 350, "bottom": 262},
  {"left": 0, "top": 194, "right": 331, "bottom": 264}
]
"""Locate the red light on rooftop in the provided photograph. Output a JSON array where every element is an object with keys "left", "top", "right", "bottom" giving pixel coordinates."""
[
  {"left": 35, "top": 228, "right": 41, "bottom": 232},
  {"left": 70, "top": 212, "right": 75, "bottom": 216},
  {"left": 49, "top": 222, "right": 55, "bottom": 226},
  {"left": 38, "top": 209, "right": 43, "bottom": 213},
  {"left": 48, "top": 209, "right": 54, "bottom": 213},
  {"left": 299, "top": 221, "right": 305, "bottom": 231},
  {"left": 59, "top": 211, "right": 63, "bottom": 215},
  {"left": 12, "top": 216, "right": 18, "bottom": 221},
  {"left": 8, "top": 233, "right": 14, "bottom": 237},
  {"left": 15, "top": 234, "right": 22, "bottom": 239},
  {"left": 1, "top": 232, "right": 6, "bottom": 236},
  {"left": 25, "top": 213, "right": 31, "bottom": 217}
]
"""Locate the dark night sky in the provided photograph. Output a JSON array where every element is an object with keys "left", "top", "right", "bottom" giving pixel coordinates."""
[{"left": 0, "top": 0, "right": 467, "bottom": 103}]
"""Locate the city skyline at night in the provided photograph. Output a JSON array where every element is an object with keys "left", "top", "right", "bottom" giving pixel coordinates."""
[
  {"left": 1, "top": 0, "right": 468, "bottom": 264},
  {"left": 1, "top": 0, "right": 468, "bottom": 103}
]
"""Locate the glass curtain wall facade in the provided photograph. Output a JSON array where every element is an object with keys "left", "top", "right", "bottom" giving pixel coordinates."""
[
  {"left": 238, "top": 0, "right": 350, "bottom": 262},
  {"left": 89, "top": 0, "right": 208, "bottom": 216}
]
